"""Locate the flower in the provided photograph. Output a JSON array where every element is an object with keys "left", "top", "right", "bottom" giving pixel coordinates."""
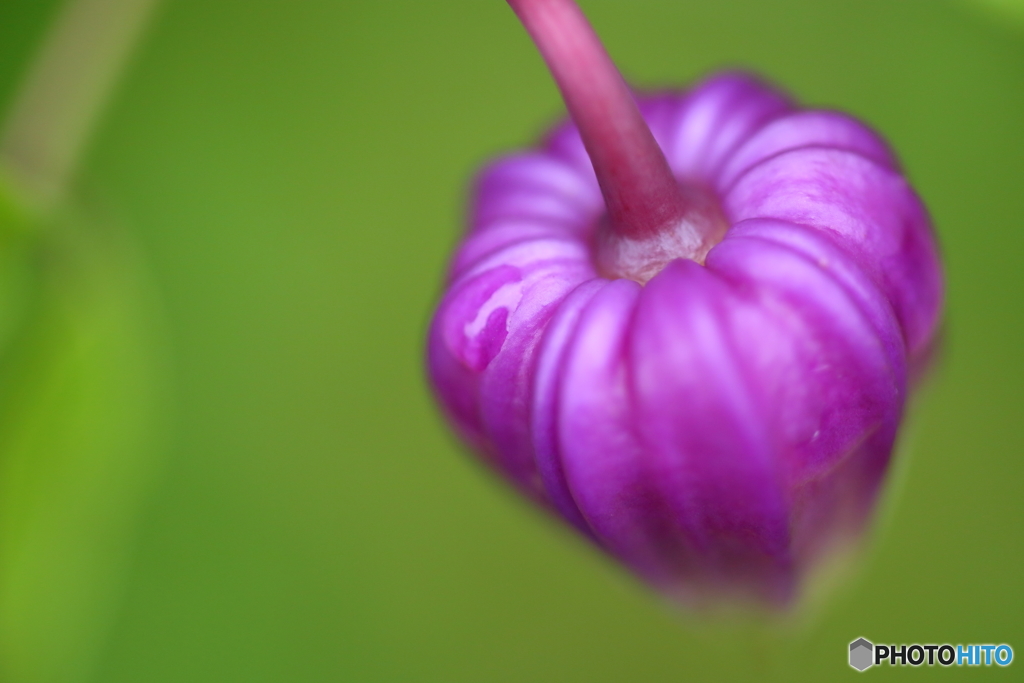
[{"left": 427, "top": 0, "right": 942, "bottom": 608}]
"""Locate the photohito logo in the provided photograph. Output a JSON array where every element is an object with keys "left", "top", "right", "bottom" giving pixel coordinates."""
[{"left": 849, "top": 638, "right": 1013, "bottom": 671}]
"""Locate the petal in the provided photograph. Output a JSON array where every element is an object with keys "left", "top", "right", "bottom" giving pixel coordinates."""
[
  {"left": 789, "top": 423, "right": 896, "bottom": 570},
  {"left": 471, "top": 152, "right": 602, "bottom": 230},
  {"left": 427, "top": 265, "right": 522, "bottom": 449},
  {"left": 430, "top": 240, "right": 594, "bottom": 472},
  {"left": 555, "top": 278, "right": 691, "bottom": 585},
  {"left": 530, "top": 278, "right": 609, "bottom": 536},
  {"left": 628, "top": 260, "right": 793, "bottom": 602},
  {"left": 724, "top": 147, "right": 942, "bottom": 356},
  {"left": 662, "top": 72, "right": 792, "bottom": 184},
  {"left": 707, "top": 221, "right": 905, "bottom": 485},
  {"left": 716, "top": 110, "right": 900, "bottom": 191},
  {"left": 723, "top": 219, "right": 905, "bottom": 381},
  {"left": 453, "top": 236, "right": 593, "bottom": 284},
  {"left": 450, "top": 221, "right": 577, "bottom": 281},
  {"left": 475, "top": 263, "right": 595, "bottom": 495}
]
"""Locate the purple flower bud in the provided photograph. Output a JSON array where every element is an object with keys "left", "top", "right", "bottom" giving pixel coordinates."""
[{"left": 427, "top": 0, "right": 942, "bottom": 608}]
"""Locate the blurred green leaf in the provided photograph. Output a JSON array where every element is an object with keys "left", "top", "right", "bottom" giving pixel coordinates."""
[{"left": 0, "top": 194, "right": 168, "bottom": 683}]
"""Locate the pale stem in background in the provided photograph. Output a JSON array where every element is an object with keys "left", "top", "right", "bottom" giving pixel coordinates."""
[{"left": 0, "top": 0, "right": 161, "bottom": 213}]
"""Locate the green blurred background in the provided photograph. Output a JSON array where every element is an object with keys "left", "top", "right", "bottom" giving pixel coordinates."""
[{"left": 0, "top": 0, "right": 1022, "bottom": 681}]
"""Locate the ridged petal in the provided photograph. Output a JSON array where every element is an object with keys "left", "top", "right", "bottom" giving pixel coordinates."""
[
  {"left": 717, "top": 110, "right": 899, "bottom": 191},
  {"left": 628, "top": 260, "right": 792, "bottom": 602},
  {"left": 472, "top": 153, "right": 602, "bottom": 230},
  {"left": 725, "top": 147, "right": 942, "bottom": 355},
  {"left": 662, "top": 72, "right": 792, "bottom": 183}
]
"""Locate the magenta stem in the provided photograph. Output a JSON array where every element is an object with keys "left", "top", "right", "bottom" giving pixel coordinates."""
[{"left": 507, "top": 0, "right": 688, "bottom": 239}]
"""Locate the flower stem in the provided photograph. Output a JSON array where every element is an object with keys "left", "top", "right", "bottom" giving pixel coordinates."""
[
  {"left": 506, "top": 0, "right": 688, "bottom": 239},
  {"left": 0, "top": 0, "right": 161, "bottom": 214}
]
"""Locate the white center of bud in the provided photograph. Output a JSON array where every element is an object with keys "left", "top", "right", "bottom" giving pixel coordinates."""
[{"left": 594, "top": 184, "right": 729, "bottom": 283}]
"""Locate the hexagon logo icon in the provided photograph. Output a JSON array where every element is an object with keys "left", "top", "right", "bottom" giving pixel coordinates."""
[{"left": 850, "top": 638, "right": 874, "bottom": 671}]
